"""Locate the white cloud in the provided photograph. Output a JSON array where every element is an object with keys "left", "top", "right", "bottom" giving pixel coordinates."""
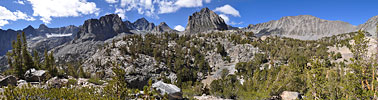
[
  {"left": 115, "top": 8, "right": 127, "bottom": 19},
  {"left": 105, "top": 0, "right": 118, "bottom": 3},
  {"left": 205, "top": 0, "right": 211, "bottom": 3},
  {"left": 174, "top": 25, "right": 185, "bottom": 31},
  {"left": 116, "top": 0, "right": 211, "bottom": 18},
  {"left": 0, "top": 6, "right": 35, "bottom": 28},
  {"left": 175, "top": 0, "right": 202, "bottom": 8},
  {"left": 157, "top": 0, "right": 207, "bottom": 14},
  {"left": 214, "top": 4, "right": 240, "bottom": 17},
  {"left": 118, "top": 0, "right": 157, "bottom": 18},
  {"left": 0, "top": 20, "right": 9, "bottom": 28},
  {"left": 219, "top": 14, "right": 229, "bottom": 24},
  {"left": 14, "top": 0, "right": 25, "bottom": 5},
  {"left": 27, "top": 0, "right": 100, "bottom": 24},
  {"left": 157, "top": 0, "right": 179, "bottom": 14}
]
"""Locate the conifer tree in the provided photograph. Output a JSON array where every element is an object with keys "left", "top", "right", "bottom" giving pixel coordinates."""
[
  {"left": 21, "top": 32, "right": 35, "bottom": 71},
  {"left": 33, "top": 50, "right": 40, "bottom": 69}
]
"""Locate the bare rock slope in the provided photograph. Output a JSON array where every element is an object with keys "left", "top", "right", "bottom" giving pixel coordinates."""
[
  {"left": 358, "top": 15, "right": 378, "bottom": 37},
  {"left": 247, "top": 15, "right": 357, "bottom": 40}
]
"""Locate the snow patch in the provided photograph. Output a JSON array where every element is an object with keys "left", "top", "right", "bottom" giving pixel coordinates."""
[{"left": 46, "top": 33, "right": 72, "bottom": 38}]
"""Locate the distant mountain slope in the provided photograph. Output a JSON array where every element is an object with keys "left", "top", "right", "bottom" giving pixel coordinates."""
[
  {"left": 358, "top": 15, "right": 378, "bottom": 37},
  {"left": 123, "top": 18, "right": 175, "bottom": 33},
  {"left": 0, "top": 25, "right": 79, "bottom": 56},
  {"left": 247, "top": 15, "right": 357, "bottom": 40}
]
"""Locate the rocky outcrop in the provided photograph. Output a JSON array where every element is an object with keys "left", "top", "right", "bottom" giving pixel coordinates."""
[
  {"left": 247, "top": 15, "right": 357, "bottom": 40},
  {"left": 24, "top": 68, "right": 47, "bottom": 82},
  {"left": 185, "top": 7, "right": 228, "bottom": 34},
  {"left": 0, "top": 75, "right": 17, "bottom": 86},
  {"left": 81, "top": 39, "right": 175, "bottom": 89},
  {"left": 153, "top": 22, "right": 174, "bottom": 32},
  {"left": 152, "top": 81, "right": 182, "bottom": 100},
  {"left": 358, "top": 15, "right": 378, "bottom": 37},
  {"left": 280, "top": 91, "right": 302, "bottom": 100},
  {"left": 76, "top": 14, "right": 129, "bottom": 42},
  {"left": 46, "top": 77, "right": 68, "bottom": 88}
]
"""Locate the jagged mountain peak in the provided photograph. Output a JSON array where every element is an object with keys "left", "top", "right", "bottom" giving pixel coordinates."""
[
  {"left": 200, "top": 7, "right": 211, "bottom": 13},
  {"left": 186, "top": 7, "right": 228, "bottom": 34},
  {"left": 76, "top": 14, "right": 129, "bottom": 41},
  {"left": 38, "top": 24, "right": 49, "bottom": 29},
  {"left": 132, "top": 17, "right": 155, "bottom": 31},
  {"left": 153, "top": 22, "right": 173, "bottom": 32},
  {"left": 158, "top": 22, "right": 169, "bottom": 26},
  {"left": 23, "top": 25, "right": 35, "bottom": 31},
  {"left": 135, "top": 17, "right": 149, "bottom": 23}
]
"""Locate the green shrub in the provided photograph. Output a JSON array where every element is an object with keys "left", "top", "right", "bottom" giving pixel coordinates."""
[
  {"left": 67, "top": 79, "right": 78, "bottom": 86},
  {"left": 88, "top": 78, "right": 104, "bottom": 85}
]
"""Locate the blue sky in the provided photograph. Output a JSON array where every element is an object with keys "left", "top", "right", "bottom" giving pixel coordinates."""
[{"left": 0, "top": 0, "right": 377, "bottom": 31}]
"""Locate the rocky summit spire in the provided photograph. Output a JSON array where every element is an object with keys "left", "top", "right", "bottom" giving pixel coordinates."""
[{"left": 185, "top": 7, "right": 228, "bottom": 34}]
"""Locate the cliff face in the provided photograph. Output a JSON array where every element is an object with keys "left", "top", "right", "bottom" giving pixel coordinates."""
[
  {"left": 185, "top": 8, "right": 228, "bottom": 34},
  {"left": 76, "top": 14, "right": 129, "bottom": 42},
  {"left": 53, "top": 14, "right": 131, "bottom": 63},
  {"left": 248, "top": 15, "right": 357, "bottom": 40}
]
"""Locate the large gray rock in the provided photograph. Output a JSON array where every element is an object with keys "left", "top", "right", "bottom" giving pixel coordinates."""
[
  {"left": 46, "top": 77, "right": 68, "bottom": 88},
  {"left": 247, "top": 15, "right": 357, "bottom": 40},
  {"left": 0, "top": 75, "right": 17, "bottom": 86},
  {"left": 280, "top": 91, "right": 302, "bottom": 100},
  {"left": 24, "top": 68, "right": 47, "bottom": 82},
  {"left": 152, "top": 81, "right": 182, "bottom": 100},
  {"left": 185, "top": 7, "right": 228, "bottom": 34}
]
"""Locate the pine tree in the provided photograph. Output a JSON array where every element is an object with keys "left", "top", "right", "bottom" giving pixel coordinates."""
[
  {"left": 48, "top": 52, "right": 58, "bottom": 77},
  {"left": 43, "top": 49, "right": 49, "bottom": 70},
  {"left": 33, "top": 50, "right": 40, "bottom": 69},
  {"left": 8, "top": 33, "right": 24, "bottom": 78},
  {"left": 6, "top": 32, "right": 38, "bottom": 79}
]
